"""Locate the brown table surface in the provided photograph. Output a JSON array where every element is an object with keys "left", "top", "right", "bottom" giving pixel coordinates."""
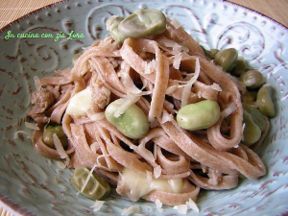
[{"left": 0, "top": 0, "right": 288, "bottom": 215}]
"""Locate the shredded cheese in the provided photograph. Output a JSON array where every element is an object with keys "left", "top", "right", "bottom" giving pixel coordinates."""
[
  {"left": 173, "top": 204, "right": 188, "bottom": 214},
  {"left": 173, "top": 53, "right": 183, "bottom": 70},
  {"left": 173, "top": 198, "right": 200, "bottom": 215},
  {"left": 90, "top": 200, "right": 105, "bottom": 212},
  {"left": 119, "top": 62, "right": 143, "bottom": 94},
  {"left": 221, "top": 103, "right": 237, "bottom": 118},
  {"left": 211, "top": 83, "right": 222, "bottom": 91},
  {"left": 181, "top": 58, "right": 200, "bottom": 107},
  {"left": 155, "top": 199, "right": 163, "bottom": 212},
  {"left": 88, "top": 112, "right": 105, "bottom": 121},
  {"left": 121, "top": 205, "right": 141, "bottom": 216},
  {"left": 55, "top": 161, "right": 66, "bottom": 169},
  {"left": 79, "top": 163, "right": 98, "bottom": 194},
  {"left": 153, "top": 165, "right": 162, "bottom": 179},
  {"left": 186, "top": 198, "right": 200, "bottom": 213},
  {"left": 144, "top": 60, "right": 156, "bottom": 75},
  {"left": 53, "top": 134, "right": 68, "bottom": 159},
  {"left": 241, "top": 123, "right": 246, "bottom": 142},
  {"left": 160, "top": 111, "right": 173, "bottom": 124},
  {"left": 24, "top": 122, "right": 40, "bottom": 130},
  {"left": 114, "top": 95, "right": 140, "bottom": 118},
  {"left": 33, "top": 76, "right": 41, "bottom": 90}
]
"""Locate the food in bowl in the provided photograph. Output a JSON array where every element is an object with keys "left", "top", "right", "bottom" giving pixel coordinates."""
[{"left": 26, "top": 8, "right": 276, "bottom": 210}]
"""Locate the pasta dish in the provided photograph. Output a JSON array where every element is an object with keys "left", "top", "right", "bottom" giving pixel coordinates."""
[{"left": 27, "top": 9, "right": 276, "bottom": 209}]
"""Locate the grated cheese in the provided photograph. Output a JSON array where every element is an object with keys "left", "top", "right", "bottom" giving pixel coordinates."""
[
  {"left": 160, "top": 111, "right": 173, "bottom": 124},
  {"left": 24, "top": 122, "right": 40, "bottom": 130},
  {"left": 153, "top": 165, "right": 162, "bottom": 179},
  {"left": 173, "top": 53, "right": 183, "bottom": 70},
  {"left": 221, "top": 103, "right": 237, "bottom": 118},
  {"left": 173, "top": 198, "right": 200, "bottom": 215},
  {"left": 119, "top": 62, "right": 142, "bottom": 94},
  {"left": 33, "top": 76, "right": 41, "bottom": 90},
  {"left": 53, "top": 134, "right": 68, "bottom": 160},
  {"left": 186, "top": 198, "right": 200, "bottom": 213},
  {"left": 121, "top": 205, "right": 141, "bottom": 216},
  {"left": 88, "top": 112, "right": 105, "bottom": 121},
  {"left": 173, "top": 204, "right": 188, "bottom": 214},
  {"left": 79, "top": 163, "right": 98, "bottom": 194},
  {"left": 241, "top": 123, "right": 246, "bottom": 142},
  {"left": 90, "top": 200, "right": 105, "bottom": 212},
  {"left": 55, "top": 161, "right": 66, "bottom": 169},
  {"left": 144, "top": 60, "right": 156, "bottom": 75},
  {"left": 181, "top": 58, "right": 200, "bottom": 107},
  {"left": 155, "top": 199, "right": 163, "bottom": 212},
  {"left": 113, "top": 95, "right": 140, "bottom": 118},
  {"left": 211, "top": 83, "right": 222, "bottom": 91}
]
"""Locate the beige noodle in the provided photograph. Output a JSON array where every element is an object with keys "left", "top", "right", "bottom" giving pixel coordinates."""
[{"left": 28, "top": 22, "right": 267, "bottom": 206}]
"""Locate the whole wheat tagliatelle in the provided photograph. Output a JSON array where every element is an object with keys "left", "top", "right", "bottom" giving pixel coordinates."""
[{"left": 27, "top": 19, "right": 267, "bottom": 207}]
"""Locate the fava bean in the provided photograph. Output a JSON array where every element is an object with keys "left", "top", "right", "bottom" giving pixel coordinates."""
[
  {"left": 106, "top": 16, "right": 126, "bottom": 42},
  {"left": 118, "top": 9, "right": 166, "bottom": 38},
  {"left": 42, "top": 125, "right": 67, "bottom": 149},
  {"left": 256, "top": 84, "right": 276, "bottom": 118},
  {"left": 240, "top": 70, "right": 265, "bottom": 89},
  {"left": 215, "top": 48, "right": 238, "bottom": 72},
  {"left": 243, "top": 110, "right": 262, "bottom": 145},
  {"left": 204, "top": 48, "right": 219, "bottom": 59},
  {"left": 71, "top": 168, "right": 111, "bottom": 200},
  {"left": 243, "top": 91, "right": 257, "bottom": 106},
  {"left": 176, "top": 100, "right": 221, "bottom": 131},
  {"left": 231, "top": 58, "right": 249, "bottom": 76},
  {"left": 105, "top": 99, "right": 149, "bottom": 139},
  {"left": 244, "top": 105, "right": 268, "bottom": 131}
]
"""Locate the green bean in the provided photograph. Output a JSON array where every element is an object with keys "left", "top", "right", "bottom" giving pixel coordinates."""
[
  {"left": 106, "top": 16, "right": 126, "bottom": 42},
  {"left": 240, "top": 70, "right": 265, "bottom": 89},
  {"left": 176, "top": 100, "right": 221, "bottom": 131},
  {"left": 42, "top": 125, "right": 67, "bottom": 149},
  {"left": 118, "top": 9, "right": 166, "bottom": 38},
  {"left": 215, "top": 48, "right": 238, "bottom": 72},
  {"left": 105, "top": 99, "right": 149, "bottom": 139},
  {"left": 256, "top": 84, "right": 276, "bottom": 118},
  {"left": 243, "top": 110, "right": 262, "bottom": 145},
  {"left": 71, "top": 168, "right": 111, "bottom": 200},
  {"left": 231, "top": 58, "right": 249, "bottom": 76}
]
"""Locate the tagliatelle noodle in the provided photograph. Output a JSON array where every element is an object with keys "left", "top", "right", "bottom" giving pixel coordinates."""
[{"left": 27, "top": 19, "right": 268, "bottom": 206}]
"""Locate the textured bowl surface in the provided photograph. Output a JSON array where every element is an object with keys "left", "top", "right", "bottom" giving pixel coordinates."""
[{"left": 0, "top": 0, "right": 288, "bottom": 215}]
